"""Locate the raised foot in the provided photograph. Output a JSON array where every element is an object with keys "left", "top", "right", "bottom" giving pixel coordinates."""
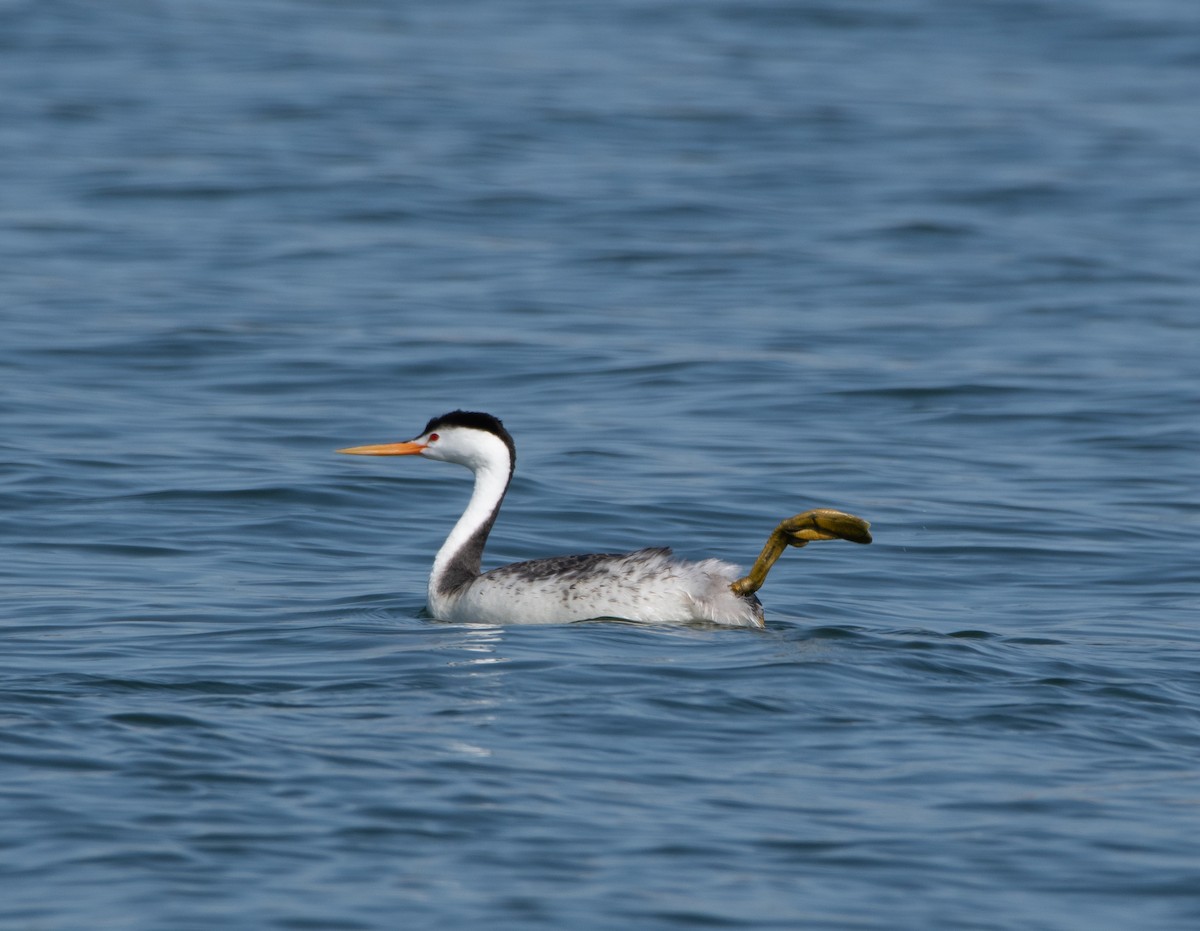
[
  {"left": 779, "top": 509, "right": 873, "bottom": 547},
  {"left": 730, "top": 508, "right": 872, "bottom": 597}
]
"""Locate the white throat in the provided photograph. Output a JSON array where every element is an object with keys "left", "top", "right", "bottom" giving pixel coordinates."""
[{"left": 426, "top": 432, "right": 513, "bottom": 613}]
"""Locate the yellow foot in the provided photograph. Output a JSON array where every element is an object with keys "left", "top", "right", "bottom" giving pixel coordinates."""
[
  {"left": 779, "top": 508, "right": 873, "bottom": 547},
  {"left": 730, "top": 509, "right": 872, "bottom": 597}
]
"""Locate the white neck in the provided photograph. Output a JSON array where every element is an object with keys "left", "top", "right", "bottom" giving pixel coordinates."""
[{"left": 427, "top": 443, "right": 512, "bottom": 613}]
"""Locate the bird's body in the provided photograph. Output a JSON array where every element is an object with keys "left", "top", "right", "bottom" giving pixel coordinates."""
[
  {"left": 339, "top": 410, "right": 870, "bottom": 628},
  {"left": 436, "top": 548, "right": 763, "bottom": 627}
]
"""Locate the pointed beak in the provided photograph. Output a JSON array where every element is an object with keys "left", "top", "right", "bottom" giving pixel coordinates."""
[{"left": 337, "top": 440, "right": 427, "bottom": 456}]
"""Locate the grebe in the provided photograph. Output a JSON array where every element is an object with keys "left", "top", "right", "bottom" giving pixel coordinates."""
[{"left": 339, "top": 411, "right": 871, "bottom": 627}]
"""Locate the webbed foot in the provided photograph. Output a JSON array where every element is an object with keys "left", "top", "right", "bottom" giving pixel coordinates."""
[
  {"left": 779, "top": 508, "right": 873, "bottom": 547},
  {"left": 730, "top": 509, "right": 872, "bottom": 597}
]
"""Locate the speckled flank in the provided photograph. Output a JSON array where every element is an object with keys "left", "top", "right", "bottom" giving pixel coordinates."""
[
  {"left": 486, "top": 548, "right": 669, "bottom": 583},
  {"left": 444, "top": 547, "right": 765, "bottom": 627}
]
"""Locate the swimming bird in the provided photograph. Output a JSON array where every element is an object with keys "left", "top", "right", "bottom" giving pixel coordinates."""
[{"left": 338, "top": 410, "right": 871, "bottom": 627}]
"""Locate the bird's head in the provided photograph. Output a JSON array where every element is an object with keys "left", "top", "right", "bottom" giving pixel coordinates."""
[{"left": 338, "top": 410, "right": 515, "bottom": 474}]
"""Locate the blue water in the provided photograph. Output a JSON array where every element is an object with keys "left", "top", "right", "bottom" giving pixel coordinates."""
[{"left": 3, "top": 1, "right": 1200, "bottom": 928}]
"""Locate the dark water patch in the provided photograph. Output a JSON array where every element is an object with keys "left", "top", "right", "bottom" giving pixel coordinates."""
[
  {"left": 63, "top": 675, "right": 307, "bottom": 697},
  {"left": 19, "top": 541, "right": 193, "bottom": 558},
  {"left": 108, "top": 712, "right": 211, "bottom": 729},
  {"left": 798, "top": 625, "right": 872, "bottom": 641},
  {"left": 876, "top": 219, "right": 981, "bottom": 239},
  {"left": 716, "top": 1, "right": 920, "bottom": 31}
]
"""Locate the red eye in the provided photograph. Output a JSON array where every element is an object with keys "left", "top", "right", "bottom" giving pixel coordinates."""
[{"left": 428, "top": 433, "right": 439, "bottom": 442}]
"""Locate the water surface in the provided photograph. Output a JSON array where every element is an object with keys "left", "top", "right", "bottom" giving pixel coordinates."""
[{"left": 3, "top": 1, "right": 1199, "bottom": 928}]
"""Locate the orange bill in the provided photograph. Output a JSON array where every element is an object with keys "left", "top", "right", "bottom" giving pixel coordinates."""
[{"left": 337, "top": 441, "right": 426, "bottom": 456}]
